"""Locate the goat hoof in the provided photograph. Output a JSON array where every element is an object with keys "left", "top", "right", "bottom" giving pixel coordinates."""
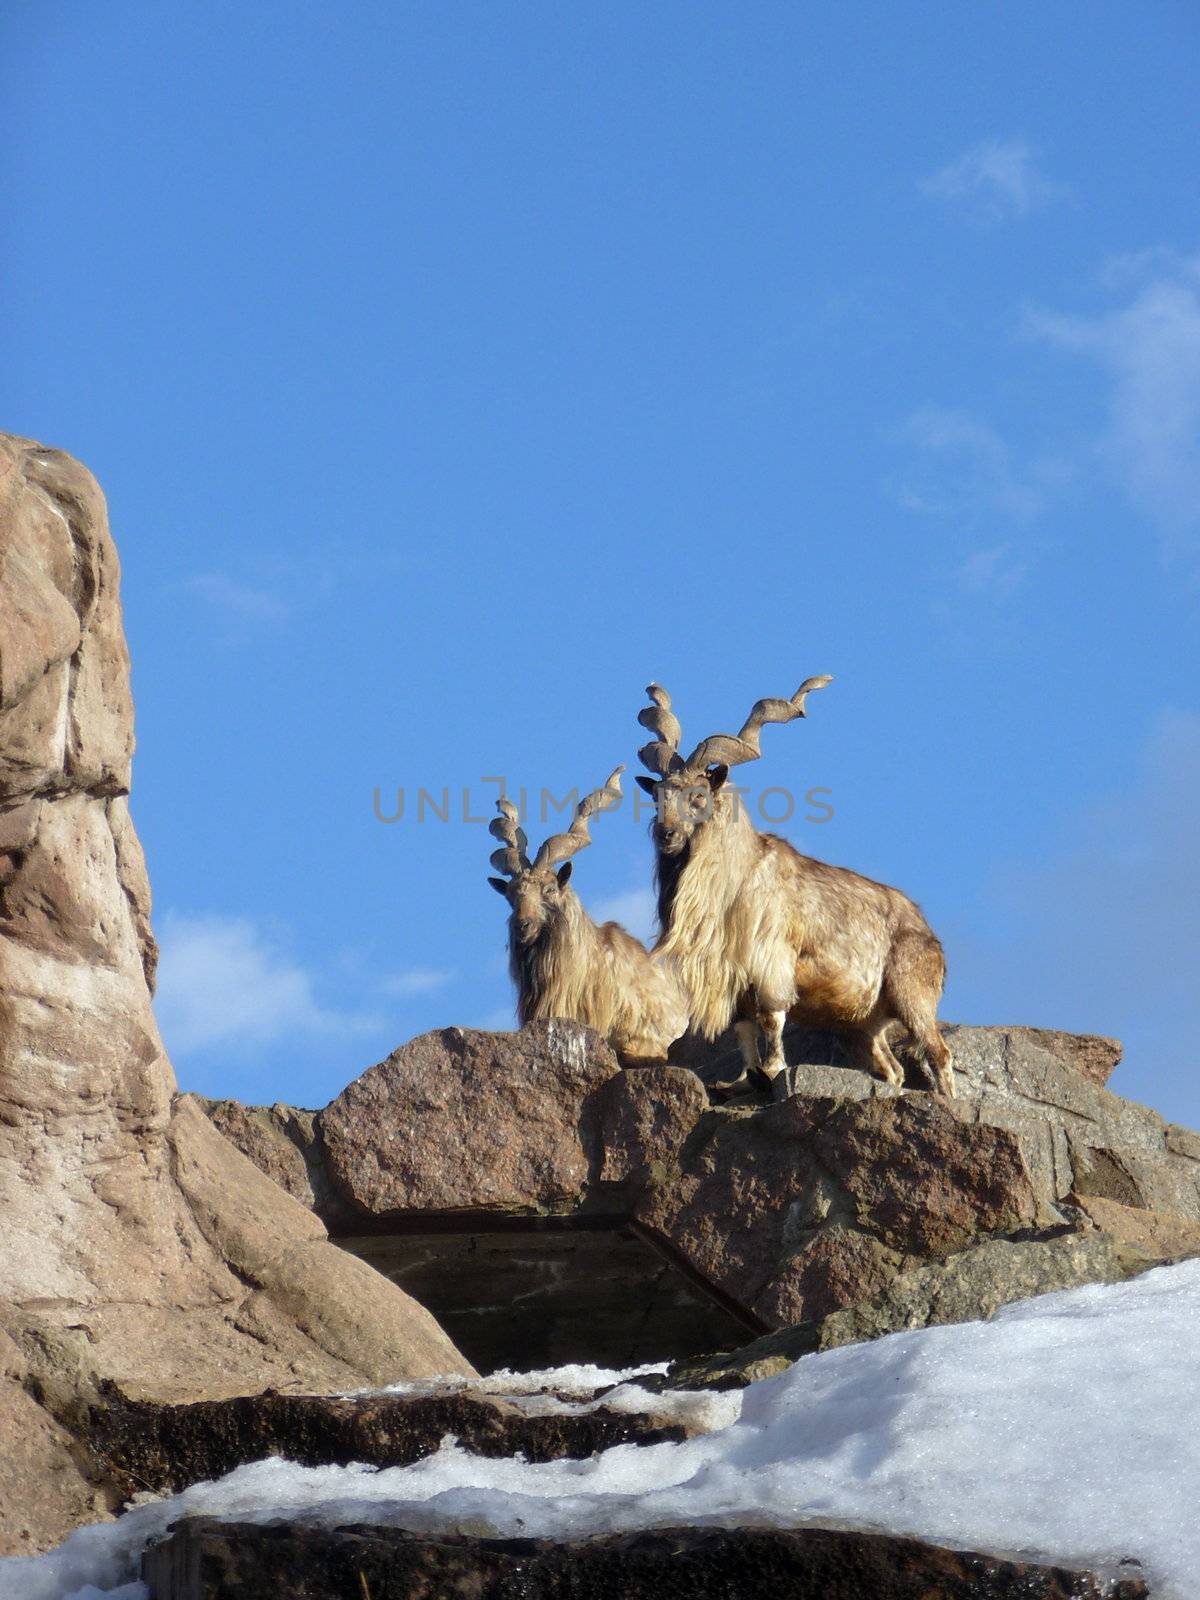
[{"left": 709, "top": 1068, "right": 750, "bottom": 1099}]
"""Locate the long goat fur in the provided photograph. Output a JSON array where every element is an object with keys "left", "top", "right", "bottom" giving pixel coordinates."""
[
  {"left": 640, "top": 682, "right": 954, "bottom": 1094},
  {"left": 490, "top": 770, "right": 687, "bottom": 1063},
  {"left": 510, "top": 891, "right": 688, "bottom": 1062}
]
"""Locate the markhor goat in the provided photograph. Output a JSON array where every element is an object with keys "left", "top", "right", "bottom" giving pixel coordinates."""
[
  {"left": 488, "top": 768, "right": 688, "bottom": 1063},
  {"left": 635, "top": 680, "right": 954, "bottom": 1096}
]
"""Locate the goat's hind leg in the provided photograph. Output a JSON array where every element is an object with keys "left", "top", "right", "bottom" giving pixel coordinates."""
[
  {"left": 864, "top": 1016, "right": 906, "bottom": 1090},
  {"left": 915, "top": 1021, "right": 955, "bottom": 1098},
  {"left": 885, "top": 932, "right": 956, "bottom": 1097}
]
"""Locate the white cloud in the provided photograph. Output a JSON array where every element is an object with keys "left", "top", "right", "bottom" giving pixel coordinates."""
[
  {"left": 898, "top": 405, "right": 1045, "bottom": 522},
  {"left": 155, "top": 911, "right": 380, "bottom": 1056},
  {"left": 1025, "top": 253, "right": 1200, "bottom": 558},
  {"left": 185, "top": 573, "right": 289, "bottom": 622},
  {"left": 380, "top": 966, "right": 456, "bottom": 997},
  {"left": 592, "top": 885, "right": 658, "bottom": 945},
  {"left": 921, "top": 138, "right": 1067, "bottom": 219}
]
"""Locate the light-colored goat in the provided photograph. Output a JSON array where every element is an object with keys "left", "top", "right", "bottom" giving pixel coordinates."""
[
  {"left": 634, "top": 680, "right": 954, "bottom": 1096},
  {"left": 488, "top": 767, "right": 688, "bottom": 1063}
]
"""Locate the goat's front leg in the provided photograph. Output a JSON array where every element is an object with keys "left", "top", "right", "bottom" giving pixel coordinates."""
[
  {"left": 758, "top": 1009, "right": 789, "bottom": 1090},
  {"left": 710, "top": 1018, "right": 759, "bottom": 1093},
  {"left": 734, "top": 1018, "right": 761, "bottom": 1079}
]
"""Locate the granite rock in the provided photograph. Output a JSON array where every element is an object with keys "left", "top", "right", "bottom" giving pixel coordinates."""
[
  {"left": 142, "top": 1518, "right": 1147, "bottom": 1600},
  {"left": 321, "top": 1020, "right": 621, "bottom": 1217},
  {"left": 667, "top": 1229, "right": 1149, "bottom": 1389}
]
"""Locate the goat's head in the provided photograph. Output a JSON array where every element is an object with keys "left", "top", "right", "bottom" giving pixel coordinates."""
[
  {"left": 488, "top": 768, "right": 625, "bottom": 947},
  {"left": 635, "top": 677, "right": 832, "bottom": 855}
]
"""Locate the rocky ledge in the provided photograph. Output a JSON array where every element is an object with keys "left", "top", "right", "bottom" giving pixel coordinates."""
[
  {"left": 202, "top": 1019, "right": 1200, "bottom": 1375},
  {"left": 143, "top": 1518, "right": 1148, "bottom": 1599},
  {"left": 90, "top": 1388, "right": 690, "bottom": 1499}
]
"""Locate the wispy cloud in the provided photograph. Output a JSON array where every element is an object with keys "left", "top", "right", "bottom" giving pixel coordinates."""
[
  {"left": 155, "top": 911, "right": 381, "bottom": 1055},
  {"left": 184, "top": 572, "right": 290, "bottom": 623},
  {"left": 920, "top": 138, "right": 1068, "bottom": 220},
  {"left": 897, "top": 406, "right": 1045, "bottom": 523},
  {"left": 380, "top": 966, "right": 456, "bottom": 998},
  {"left": 955, "top": 543, "right": 1030, "bottom": 600},
  {"left": 592, "top": 885, "right": 658, "bottom": 945},
  {"left": 1096, "top": 246, "right": 1190, "bottom": 292},
  {"left": 1024, "top": 251, "right": 1200, "bottom": 560},
  {"left": 949, "top": 709, "right": 1200, "bottom": 1125}
]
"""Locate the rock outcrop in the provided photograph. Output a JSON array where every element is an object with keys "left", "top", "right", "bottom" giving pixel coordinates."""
[
  {"left": 0, "top": 1325, "right": 113, "bottom": 1557},
  {"left": 90, "top": 1389, "right": 691, "bottom": 1500},
  {"left": 143, "top": 1518, "right": 1148, "bottom": 1600},
  {"left": 664, "top": 1230, "right": 1141, "bottom": 1389},
  {"left": 0, "top": 436, "right": 470, "bottom": 1555},
  {"left": 206, "top": 1020, "right": 1200, "bottom": 1375},
  {"left": 321, "top": 1020, "right": 620, "bottom": 1215},
  {"left": 696, "top": 1017, "right": 1200, "bottom": 1224}
]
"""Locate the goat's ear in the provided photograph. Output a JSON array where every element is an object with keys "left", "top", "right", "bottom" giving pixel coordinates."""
[
  {"left": 635, "top": 775, "right": 658, "bottom": 797},
  {"left": 556, "top": 862, "right": 573, "bottom": 888},
  {"left": 488, "top": 876, "right": 509, "bottom": 897},
  {"left": 707, "top": 764, "right": 729, "bottom": 792}
]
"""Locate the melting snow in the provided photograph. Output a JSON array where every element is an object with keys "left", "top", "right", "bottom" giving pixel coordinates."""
[
  {"left": 5, "top": 1260, "right": 1198, "bottom": 1599},
  {"left": 377, "top": 1361, "right": 740, "bottom": 1431},
  {"left": 380, "top": 1359, "right": 671, "bottom": 1399}
]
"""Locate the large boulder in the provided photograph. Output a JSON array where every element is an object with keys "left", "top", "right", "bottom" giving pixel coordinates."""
[
  {"left": 321, "top": 1021, "right": 621, "bottom": 1216},
  {"left": 0, "top": 436, "right": 471, "bottom": 1553},
  {"left": 945, "top": 1024, "right": 1200, "bottom": 1217},
  {"left": 201, "top": 1097, "right": 325, "bottom": 1208},
  {"left": 631, "top": 1091, "right": 1039, "bottom": 1328}
]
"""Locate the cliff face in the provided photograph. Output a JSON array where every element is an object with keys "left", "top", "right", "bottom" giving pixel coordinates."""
[
  {"left": 0, "top": 436, "right": 471, "bottom": 1555},
  {"left": 0, "top": 437, "right": 175, "bottom": 1313}
]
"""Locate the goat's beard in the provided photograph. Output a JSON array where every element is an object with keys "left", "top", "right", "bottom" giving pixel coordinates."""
[{"left": 654, "top": 835, "right": 691, "bottom": 931}]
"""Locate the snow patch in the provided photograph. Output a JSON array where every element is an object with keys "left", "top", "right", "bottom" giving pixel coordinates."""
[
  {"left": 378, "top": 1362, "right": 741, "bottom": 1436},
  {"left": 380, "top": 1359, "right": 670, "bottom": 1399},
  {"left": 6, "top": 1261, "right": 1197, "bottom": 1599}
]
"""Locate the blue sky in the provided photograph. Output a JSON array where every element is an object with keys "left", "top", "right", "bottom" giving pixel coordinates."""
[{"left": 5, "top": 3, "right": 1199, "bottom": 1122}]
